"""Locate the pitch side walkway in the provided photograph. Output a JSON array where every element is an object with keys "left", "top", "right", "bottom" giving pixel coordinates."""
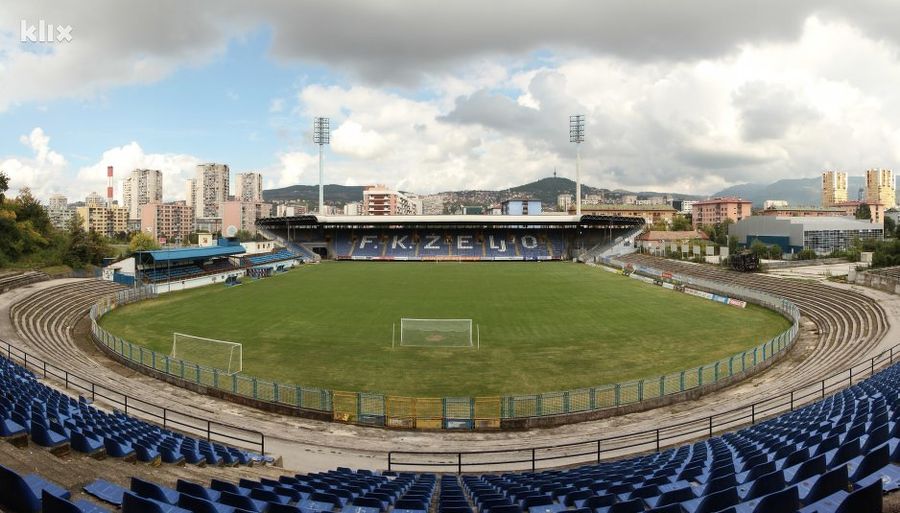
[{"left": 1, "top": 260, "right": 897, "bottom": 473}]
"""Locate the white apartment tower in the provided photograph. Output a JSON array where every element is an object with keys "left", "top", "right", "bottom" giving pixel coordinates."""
[
  {"left": 122, "top": 168, "right": 163, "bottom": 220},
  {"left": 185, "top": 179, "right": 197, "bottom": 214},
  {"left": 85, "top": 192, "right": 106, "bottom": 208},
  {"left": 236, "top": 172, "right": 263, "bottom": 202},
  {"left": 866, "top": 168, "right": 896, "bottom": 209},
  {"left": 48, "top": 194, "right": 67, "bottom": 211},
  {"left": 194, "top": 163, "right": 230, "bottom": 218}
]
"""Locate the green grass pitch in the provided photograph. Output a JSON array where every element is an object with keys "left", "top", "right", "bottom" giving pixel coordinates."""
[{"left": 100, "top": 262, "right": 792, "bottom": 397}]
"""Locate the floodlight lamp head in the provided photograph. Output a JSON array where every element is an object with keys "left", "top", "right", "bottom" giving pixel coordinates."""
[
  {"left": 313, "top": 117, "right": 330, "bottom": 145},
  {"left": 569, "top": 114, "right": 584, "bottom": 144}
]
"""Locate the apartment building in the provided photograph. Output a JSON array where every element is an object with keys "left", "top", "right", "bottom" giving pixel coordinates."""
[
  {"left": 691, "top": 197, "right": 752, "bottom": 228},
  {"left": 122, "top": 168, "right": 163, "bottom": 220},
  {"left": 236, "top": 172, "right": 263, "bottom": 202},
  {"left": 822, "top": 171, "right": 848, "bottom": 207},
  {"left": 195, "top": 163, "right": 230, "bottom": 219},
  {"left": 140, "top": 201, "right": 195, "bottom": 242},
  {"left": 362, "top": 184, "right": 422, "bottom": 215}
]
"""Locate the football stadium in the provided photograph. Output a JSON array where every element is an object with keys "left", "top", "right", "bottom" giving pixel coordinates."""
[
  {"left": 5, "top": 2, "right": 900, "bottom": 512},
  {"left": 3, "top": 209, "right": 900, "bottom": 513}
]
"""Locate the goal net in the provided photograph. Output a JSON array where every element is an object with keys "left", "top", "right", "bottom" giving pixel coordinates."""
[
  {"left": 398, "top": 318, "right": 474, "bottom": 348},
  {"left": 171, "top": 332, "right": 243, "bottom": 375}
]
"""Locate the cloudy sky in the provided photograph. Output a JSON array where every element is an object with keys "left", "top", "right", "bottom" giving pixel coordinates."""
[{"left": 2, "top": 1, "right": 900, "bottom": 203}]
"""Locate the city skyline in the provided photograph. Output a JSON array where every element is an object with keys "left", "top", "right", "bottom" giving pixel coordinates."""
[{"left": 3, "top": 2, "right": 900, "bottom": 203}]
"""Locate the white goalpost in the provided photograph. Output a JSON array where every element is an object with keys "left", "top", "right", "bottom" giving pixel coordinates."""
[
  {"left": 392, "top": 318, "right": 479, "bottom": 348},
  {"left": 171, "top": 332, "right": 243, "bottom": 375}
]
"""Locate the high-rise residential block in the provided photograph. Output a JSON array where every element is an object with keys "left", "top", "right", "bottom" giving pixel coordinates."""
[
  {"left": 821, "top": 171, "right": 848, "bottom": 207},
  {"left": 235, "top": 172, "right": 263, "bottom": 202},
  {"left": 866, "top": 168, "right": 895, "bottom": 209},
  {"left": 122, "top": 168, "right": 163, "bottom": 220},
  {"left": 195, "top": 163, "right": 230, "bottom": 219}
]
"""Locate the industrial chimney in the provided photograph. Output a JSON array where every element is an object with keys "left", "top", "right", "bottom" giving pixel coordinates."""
[{"left": 106, "top": 166, "right": 114, "bottom": 207}]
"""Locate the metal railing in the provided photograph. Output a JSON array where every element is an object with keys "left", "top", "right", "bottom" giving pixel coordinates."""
[
  {"left": 388, "top": 342, "right": 900, "bottom": 472},
  {"left": 90, "top": 261, "right": 799, "bottom": 430},
  {"left": 0, "top": 335, "right": 266, "bottom": 455},
  {"left": 91, "top": 287, "right": 334, "bottom": 413}
]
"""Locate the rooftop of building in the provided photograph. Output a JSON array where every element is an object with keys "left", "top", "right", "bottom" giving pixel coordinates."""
[
  {"left": 745, "top": 216, "right": 883, "bottom": 229},
  {"left": 833, "top": 200, "right": 885, "bottom": 207},
  {"left": 636, "top": 230, "right": 709, "bottom": 241},
  {"left": 692, "top": 197, "right": 753, "bottom": 205},
  {"left": 580, "top": 203, "right": 678, "bottom": 211},
  {"left": 762, "top": 206, "right": 846, "bottom": 212}
]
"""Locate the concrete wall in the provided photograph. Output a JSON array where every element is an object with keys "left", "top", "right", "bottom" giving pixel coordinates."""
[
  {"left": 152, "top": 270, "right": 246, "bottom": 294},
  {"left": 853, "top": 269, "right": 900, "bottom": 295}
]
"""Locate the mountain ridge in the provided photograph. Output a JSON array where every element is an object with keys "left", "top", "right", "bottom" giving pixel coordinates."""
[{"left": 263, "top": 177, "right": 704, "bottom": 211}]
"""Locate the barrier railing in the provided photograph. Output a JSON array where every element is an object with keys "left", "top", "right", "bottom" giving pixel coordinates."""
[
  {"left": 388, "top": 339, "right": 900, "bottom": 472},
  {"left": 0, "top": 335, "right": 266, "bottom": 455},
  {"left": 90, "top": 261, "right": 799, "bottom": 430}
]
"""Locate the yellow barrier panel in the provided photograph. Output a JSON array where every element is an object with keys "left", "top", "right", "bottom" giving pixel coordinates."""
[
  {"left": 474, "top": 397, "right": 501, "bottom": 429},
  {"left": 332, "top": 391, "right": 358, "bottom": 423},
  {"left": 414, "top": 398, "right": 443, "bottom": 430},
  {"left": 386, "top": 396, "right": 415, "bottom": 429}
]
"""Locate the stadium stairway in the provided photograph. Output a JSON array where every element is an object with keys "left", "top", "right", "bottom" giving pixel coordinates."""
[
  {"left": 256, "top": 225, "right": 321, "bottom": 263},
  {"left": 0, "top": 268, "right": 895, "bottom": 473},
  {"left": 578, "top": 226, "right": 643, "bottom": 263}
]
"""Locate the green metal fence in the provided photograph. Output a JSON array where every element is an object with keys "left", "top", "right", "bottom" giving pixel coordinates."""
[{"left": 90, "top": 260, "right": 800, "bottom": 430}]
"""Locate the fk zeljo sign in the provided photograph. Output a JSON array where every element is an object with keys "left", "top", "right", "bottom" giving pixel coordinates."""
[{"left": 20, "top": 20, "right": 73, "bottom": 43}]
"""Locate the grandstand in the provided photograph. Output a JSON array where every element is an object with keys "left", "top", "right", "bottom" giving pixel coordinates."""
[
  {"left": 0, "top": 353, "right": 266, "bottom": 466},
  {"left": 256, "top": 214, "right": 644, "bottom": 262},
  {"left": 134, "top": 237, "right": 303, "bottom": 286},
  {"left": 0, "top": 270, "right": 49, "bottom": 293}
]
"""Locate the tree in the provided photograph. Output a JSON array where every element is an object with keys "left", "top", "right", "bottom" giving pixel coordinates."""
[
  {"left": 796, "top": 248, "right": 818, "bottom": 260},
  {"left": 884, "top": 216, "right": 896, "bottom": 238},
  {"left": 234, "top": 229, "right": 265, "bottom": 242},
  {"left": 649, "top": 219, "right": 668, "bottom": 231},
  {"left": 749, "top": 239, "right": 769, "bottom": 259},
  {"left": 855, "top": 204, "right": 872, "bottom": 220},
  {"left": 13, "top": 188, "right": 52, "bottom": 236},
  {"left": 128, "top": 231, "right": 160, "bottom": 253},
  {"left": 63, "top": 213, "right": 111, "bottom": 268},
  {"left": 728, "top": 235, "right": 739, "bottom": 254},
  {"left": 0, "top": 187, "right": 53, "bottom": 265},
  {"left": 670, "top": 215, "right": 692, "bottom": 231},
  {"left": 768, "top": 244, "right": 783, "bottom": 260},
  {"left": 700, "top": 219, "right": 734, "bottom": 246},
  {"left": 0, "top": 170, "right": 8, "bottom": 203}
]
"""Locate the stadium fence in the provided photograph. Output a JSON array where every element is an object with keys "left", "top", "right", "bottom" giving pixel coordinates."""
[{"left": 90, "top": 259, "right": 800, "bottom": 430}]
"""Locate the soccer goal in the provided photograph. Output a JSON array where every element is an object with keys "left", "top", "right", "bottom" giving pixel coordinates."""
[
  {"left": 393, "top": 318, "right": 479, "bottom": 348},
  {"left": 171, "top": 332, "right": 243, "bottom": 375}
]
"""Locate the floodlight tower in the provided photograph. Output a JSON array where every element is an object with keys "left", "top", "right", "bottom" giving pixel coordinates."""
[
  {"left": 313, "top": 117, "right": 330, "bottom": 214},
  {"left": 569, "top": 114, "right": 584, "bottom": 216}
]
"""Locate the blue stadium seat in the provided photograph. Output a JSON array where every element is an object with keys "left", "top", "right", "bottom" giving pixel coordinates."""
[
  {"left": 83, "top": 479, "right": 127, "bottom": 506},
  {"left": 0, "top": 464, "right": 70, "bottom": 513},
  {"left": 132, "top": 476, "right": 181, "bottom": 505},
  {"left": 122, "top": 491, "right": 192, "bottom": 513},
  {"left": 42, "top": 490, "right": 112, "bottom": 513}
]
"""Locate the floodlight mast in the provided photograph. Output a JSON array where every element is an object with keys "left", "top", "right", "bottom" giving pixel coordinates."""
[
  {"left": 313, "top": 117, "right": 331, "bottom": 215},
  {"left": 569, "top": 114, "right": 585, "bottom": 216}
]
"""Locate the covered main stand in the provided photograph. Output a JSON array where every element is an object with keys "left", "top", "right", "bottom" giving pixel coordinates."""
[
  {"left": 134, "top": 238, "right": 246, "bottom": 284},
  {"left": 257, "top": 214, "right": 644, "bottom": 261}
]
